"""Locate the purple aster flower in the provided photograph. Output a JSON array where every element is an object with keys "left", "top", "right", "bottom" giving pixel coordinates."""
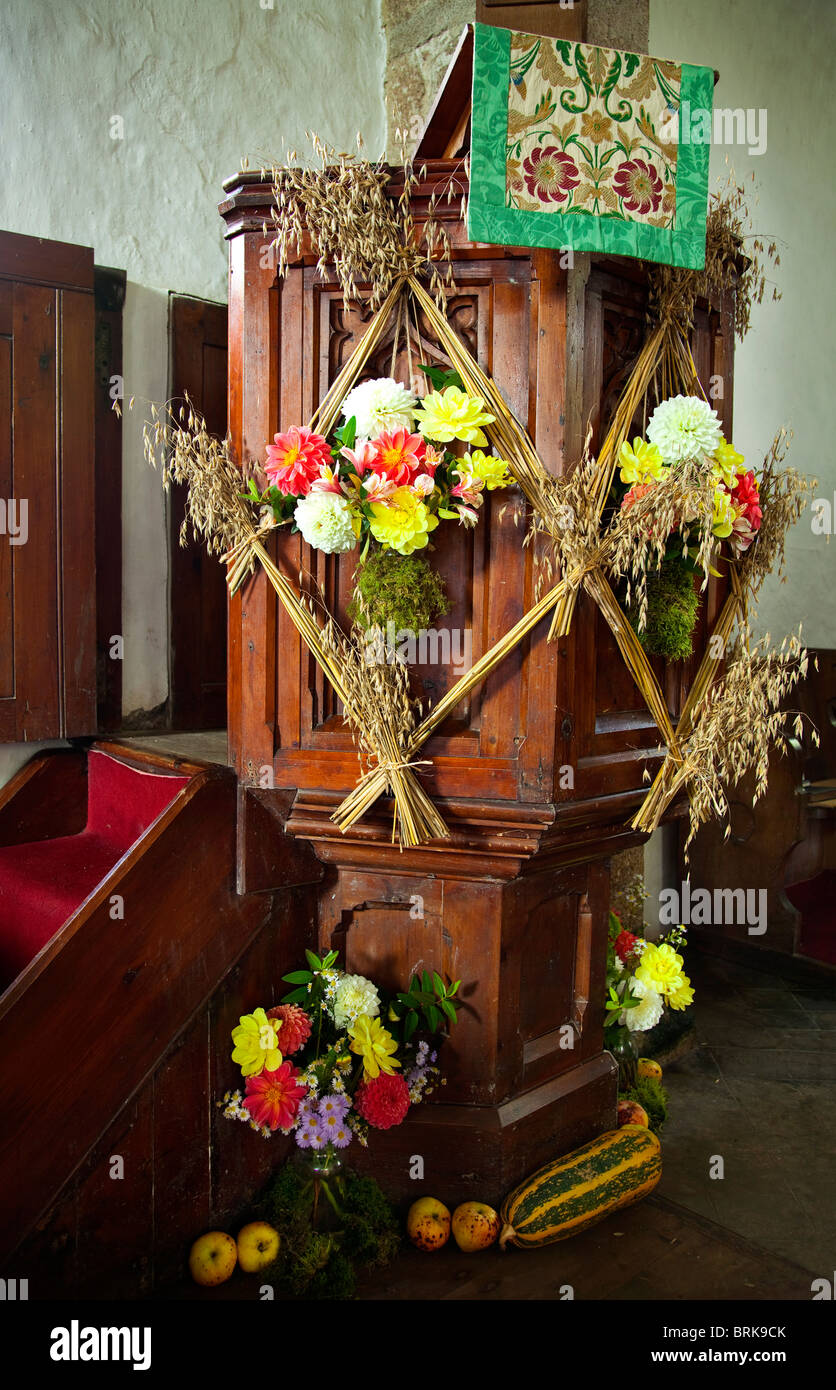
[
  {"left": 318, "top": 1092, "right": 350, "bottom": 1122},
  {"left": 296, "top": 1115, "right": 324, "bottom": 1150},
  {"left": 331, "top": 1123, "right": 352, "bottom": 1149},
  {"left": 298, "top": 1094, "right": 319, "bottom": 1122}
]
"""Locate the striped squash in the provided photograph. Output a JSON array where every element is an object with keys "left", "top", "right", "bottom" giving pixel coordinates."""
[{"left": 499, "top": 1125, "right": 661, "bottom": 1249}]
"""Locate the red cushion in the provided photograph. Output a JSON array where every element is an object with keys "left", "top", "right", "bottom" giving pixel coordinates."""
[{"left": 0, "top": 752, "right": 190, "bottom": 989}]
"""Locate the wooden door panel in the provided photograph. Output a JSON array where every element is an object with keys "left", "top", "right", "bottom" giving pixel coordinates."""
[
  {"left": 0, "top": 286, "right": 12, "bottom": 703},
  {"left": 9, "top": 282, "right": 60, "bottom": 741},
  {"left": 0, "top": 231, "right": 96, "bottom": 742}
]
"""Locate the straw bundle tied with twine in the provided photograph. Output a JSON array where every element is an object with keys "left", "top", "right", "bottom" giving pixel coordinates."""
[{"left": 147, "top": 154, "right": 812, "bottom": 852}]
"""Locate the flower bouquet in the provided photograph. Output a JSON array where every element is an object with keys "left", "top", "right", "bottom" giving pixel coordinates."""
[
  {"left": 612, "top": 393, "right": 762, "bottom": 661},
  {"left": 221, "top": 949, "right": 461, "bottom": 1168},
  {"left": 252, "top": 367, "right": 513, "bottom": 638},
  {"left": 603, "top": 910, "right": 694, "bottom": 1091}
]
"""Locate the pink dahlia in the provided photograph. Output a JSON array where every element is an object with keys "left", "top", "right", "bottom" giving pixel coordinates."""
[
  {"left": 522, "top": 146, "right": 579, "bottom": 204},
  {"left": 243, "top": 1061, "right": 307, "bottom": 1132},
  {"left": 354, "top": 1072, "right": 411, "bottom": 1130},
  {"left": 265, "top": 426, "right": 332, "bottom": 496},
  {"left": 613, "top": 159, "right": 663, "bottom": 215},
  {"left": 368, "top": 428, "right": 426, "bottom": 485},
  {"left": 266, "top": 1003, "right": 313, "bottom": 1055}
]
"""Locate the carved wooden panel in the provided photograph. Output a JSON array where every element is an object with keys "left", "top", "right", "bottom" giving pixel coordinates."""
[{"left": 257, "top": 253, "right": 553, "bottom": 803}]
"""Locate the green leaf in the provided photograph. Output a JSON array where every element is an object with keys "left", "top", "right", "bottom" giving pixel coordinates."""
[
  {"left": 437, "top": 507, "right": 459, "bottom": 520},
  {"left": 281, "top": 985, "right": 310, "bottom": 1005},
  {"left": 448, "top": 979, "right": 460, "bottom": 997},
  {"left": 440, "top": 998, "right": 457, "bottom": 1024},
  {"left": 426, "top": 1004, "right": 442, "bottom": 1032},
  {"left": 419, "top": 363, "right": 464, "bottom": 392},
  {"left": 283, "top": 969, "right": 313, "bottom": 984},
  {"left": 304, "top": 950, "right": 322, "bottom": 970},
  {"left": 322, "top": 950, "right": 338, "bottom": 968},
  {"left": 404, "top": 1011, "right": 418, "bottom": 1042},
  {"left": 421, "top": 970, "right": 432, "bottom": 993},
  {"left": 432, "top": 971, "right": 445, "bottom": 997}
]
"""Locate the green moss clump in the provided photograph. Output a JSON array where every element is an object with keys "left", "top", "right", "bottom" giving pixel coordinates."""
[
  {"left": 255, "top": 1163, "right": 400, "bottom": 1300},
  {"left": 629, "top": 553, "right": 700, "bottom": 662},
  {"left": 348, "top": 548, "right": 449, "bottom": 634},
  {"left": 622, "top": 1076, "right": 669, "bottom": 1134}
]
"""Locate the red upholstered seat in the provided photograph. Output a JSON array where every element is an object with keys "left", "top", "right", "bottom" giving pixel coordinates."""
[{"left": 0, "top": 751, "right": 190, "bottom": 989}]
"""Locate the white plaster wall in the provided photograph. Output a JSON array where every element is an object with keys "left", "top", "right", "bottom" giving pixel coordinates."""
[
  {"left": 650, "top": 0, "right": 836, "bottom": 647},
  {"left": 0, "top": 0, "right": 386, "bottom": 780}
]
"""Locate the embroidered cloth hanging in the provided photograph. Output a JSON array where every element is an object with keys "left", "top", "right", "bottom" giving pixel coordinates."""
[{"left": 468, "top": 22, "right": 713, "bottom": 269}]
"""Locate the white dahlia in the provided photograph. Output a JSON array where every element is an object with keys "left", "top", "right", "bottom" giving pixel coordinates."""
[
  {"left": 646, "top": 394, "right": 723, "bottom": 464},
  {"left": 332, "top": 973, "right": 381, "bottom": 1029},
  {"left": 622, "top": 977, "right": 664, "bottom": 1032},
  {"left": 294, "top": 491, "right": 358, "bottom": 554},
  {"left": 341, "top": 377, "right": 417, "bottom": 440}
]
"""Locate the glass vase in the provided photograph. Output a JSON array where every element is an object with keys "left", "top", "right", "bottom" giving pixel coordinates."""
[
  {"left": 607, "top": 1026, "right": 638, "bottom": 1091},
  {"left": 293, "top": 1144, "right": 345, "bottom": 1231}
]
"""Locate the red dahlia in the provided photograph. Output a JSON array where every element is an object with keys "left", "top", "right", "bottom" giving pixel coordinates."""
[
  {"left": 267, "top": 1003, "right": 313, "bottom": 1055},
  {"left": 615, "top": 929, "right": 641, "bottom": 963},
  {"left": 355, "top": 1072, "right": 411, "bottom": 1130}
]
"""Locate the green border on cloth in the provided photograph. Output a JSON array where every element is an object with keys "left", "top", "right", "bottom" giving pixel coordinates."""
[{"left": 467, "top": 23, "right": 713, "bottom": 269}]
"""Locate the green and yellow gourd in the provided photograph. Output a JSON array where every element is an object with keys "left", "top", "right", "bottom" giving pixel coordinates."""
[{"left": 499, "top": 1126, "right": 661, "bottom": 1249}]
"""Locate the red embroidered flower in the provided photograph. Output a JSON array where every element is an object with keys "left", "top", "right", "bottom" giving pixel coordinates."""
[
  {"left": 354, "top": 1072, "right": 411, "bottom": 1130},
  {"left": 243, "top": 1061, "right": 307, "bottom": 1132},
  {"left": 613, "top": 159, "right": 663, "bottom": 215},
  {"left": 266, "top": 1003, "right": 313, "bottom": 1056},
  {"left": 265, "top": 426, "right": 332, "bottom": 496},
  {"left": 522, "top": 146, "right": 580, "bottom": 204},
  {"left": 615, "top": 930, "right": 642, "bottom": 963}
]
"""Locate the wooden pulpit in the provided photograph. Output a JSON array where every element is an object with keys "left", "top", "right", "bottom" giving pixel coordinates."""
[{"left": 218, "top": 40, "right": 733, "bottom": 1204}]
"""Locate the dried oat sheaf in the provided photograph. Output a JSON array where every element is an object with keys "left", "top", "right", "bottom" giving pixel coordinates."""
[{"left": 264, "top": 132, "right": 458, "bottom": 309}]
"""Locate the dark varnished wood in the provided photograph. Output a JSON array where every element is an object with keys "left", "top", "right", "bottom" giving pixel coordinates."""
[{"left": 0, "top": 743, "right": 299, "bottom": 1265}]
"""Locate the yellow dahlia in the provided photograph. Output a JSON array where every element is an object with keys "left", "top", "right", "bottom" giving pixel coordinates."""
[
  {"left": 348, "top": 1015, "right": 401, "bottom": 1080},
  {"left": 466, "top": 449, "right": 513, "bottom": 491},
  {"left": 619, "top": 437, "right": 666, "bottom": 486},
  {"left": 712, "top": 485, "right": 735, "bottom": 538},
  {"left": 712, "top": 438, "right": 745, "bottom": 487},
  {"left": 667, "top": 972, "right": 695, "bottom": 1011},
  {"left": 634, "top": 942, "right": 686, "bottom": 1000},
  {"left": 414, "top": 386, "right": 495, "bottom": 446},
  {"left": 368, "top": 486, "right": 439, "bottom": 555},
  {"left": 231, "top": 1007, "right": 283, "bottom": 1077}
]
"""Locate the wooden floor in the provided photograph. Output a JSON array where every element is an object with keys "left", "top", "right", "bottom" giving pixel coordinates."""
[{"left": 358, "top": 1194, "right": 816, "bottom": 1301}]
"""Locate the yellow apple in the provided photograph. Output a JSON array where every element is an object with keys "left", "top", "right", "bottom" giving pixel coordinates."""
[
  {"left": 407, "top": 1197, "right": 451, "bottom": 1251},
  {"left": 452, "top": 1201, "right": 501, "bottom": 1252},
  {"left": 188, "top": 1231, "right": 238, "bottom": 1286},
  {"left": 638, "top": 1057, "right": 663, "bottom": 1081},
  {"left": 237, "top": 1221, "right": 280, "bottom": 1273}
]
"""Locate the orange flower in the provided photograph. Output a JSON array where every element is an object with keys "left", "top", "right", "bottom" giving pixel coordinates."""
[
  {"left": 265, "top": 426, "right": 332, "bottom": 496},
  {"left": 368, "top": 428, "right": 426, "bottom": 484},
  {"left": 243, "top": 1061, "right": 307, "bottom": 1132}
]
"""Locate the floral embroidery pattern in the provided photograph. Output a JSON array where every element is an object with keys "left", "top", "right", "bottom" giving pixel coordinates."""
[
  {"left": 521, "top": 147, "right": 580, "bottom": 203},
  {"left": 505, "top": 33, "right": 681, "bottom": 228}
]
